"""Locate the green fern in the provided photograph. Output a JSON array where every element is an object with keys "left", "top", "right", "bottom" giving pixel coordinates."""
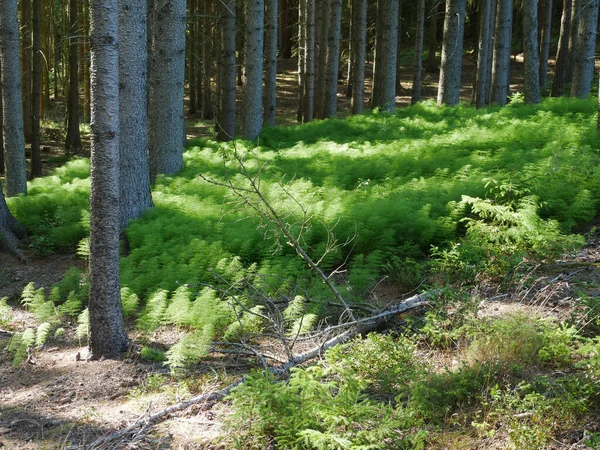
[
  {"left": 35, "top": 322, "right": 53, "bottom": 347},
  {"left": 57, "top": 291, "right": 83, "bottom": 317},
  {"left": 0, "top": 297, "right": 13, "bottom": 326},
  {"left": 224, "top": 305, "right": 266, "bottom": 341},
  {"left": 164, "top": 285, "right": 193, "bottom": 327},
  {"left": 77, "top": 237, "right": 90, "bottom": 259},
  {"left": 20, "top": 282, "right": 38, "bottom": 310},
  {"left": 9, "top": 328, "right": 36, "bottom": 366},
  {"left": 121, "top": 287, "right": 140, "bottom": 318},
  {"left": 76, "top": 308, "right": 89, "bottom": 342},
  {"left": 137, "top": 289, "right": 169, "bottom": 330},
  {"left": 165, "top": 326, "right": 213, "bottom": 372}
]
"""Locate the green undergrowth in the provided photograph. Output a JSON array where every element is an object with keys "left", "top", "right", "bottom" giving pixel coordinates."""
[{"left": 5, "top": 97, "right": 600, "bottom": 367}]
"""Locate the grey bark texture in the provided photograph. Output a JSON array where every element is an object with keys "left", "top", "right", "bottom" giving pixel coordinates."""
[
  {"left": 571, "top": 0, "right": 599, "bottom": 98},
  {"left": 411, "top": 0, "right": 425, "bottom": 105},
  {"left": 88, "top": 0, "right": 129, "bottom": 359},
  {"left": 395, "top": 0, "right": 403, "bottom": 95},
  {"left": 22, "top": 0, "right": 32, "bottom": 144},
  {"left": 315, "top": 0, "right": 329, "bottom": 118},
  {"left": 188, "top": 0, "right": 197, "bottom": 115},
  {"left": 538, "top": 0, "right": 553, "bottom": 87},
  {"left": 119, "top": 0, "right": 153, "bottom": 231},
  {"left": 0, "top": 61, "right": 3, "bottom": 173},
  {"left": 66, "top": 0, "right": 82, "bottom": 154},
  {"left": 0, "top": 179, "right": 24, "bottom": 256},
  {"left": 350, "top": 0, "right": 367, "bottom": 114},
  {"left": 323, "top": 0, "right": 342, "bottom": 118},
  {"left": 297, "top": 0, "right": 306, "bottom": 122},
  {"left": 490, "top": 0, "right": 512, "bottom": 105},
  {"left": 302, "top": 0, "right": 315, "bottom": 122},
  {"left": 551, "top": 0, "right": 572, "bottom": 97},
  {"left": 0, "top": 0, "right": 27, "bottom": 196},
  {"left": 217, "top": 0, "right": 236, "bottom": 141},
  {"left": 522, "top": 0, "right": 540, "bottom": 104},
  {"left": 566, "top": 0, "right": 581, "bottom": 84},
  {"left": 373, "top": 0, "right": 398, "bottom": 112},
  {"left": 437, "top": 0, "right": 466, "bottom": 106},
  {"left": 474, "top": 0, "right": 492, "bottom": 108},
  {"left": 242, "top": 0, "right": 263, "bottom": 139},
  {"left": 263, "top": 0, "right": 278, "bottom": 127},
  {"left": 148, "top": 0, "right": 186, "bottom": 178},
  {"left": 30, "top": 0, "right": 41, "bottom": 178},
  {"left": 201, "top": 0, "right": 213, "bottom": 120}
]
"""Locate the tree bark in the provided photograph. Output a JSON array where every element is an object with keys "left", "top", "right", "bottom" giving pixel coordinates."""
[
  {"left": 372, "top": 0, "right": 398, "bottom": 112},
  {"left": 0, "top": 0, "right": 27, "bottom": 196},
  {"left": 437, "top": 0, "right": 466, "bottom": 106},
  {"left": 571, "top": 0, "right": 599, "bottom": 98},
  {"left": 88, "top": 0, "right": 129, "bottom": 359},
  {"left": 65, "top": 0, "right": 82, "bottom": 154},
  {"left": 538, "top": 0, "right": 552, "bottom": 88},
  {"left": 395, "top": 0, "right": 403, "bottom": 95},
  {"left": 523, "top": 0, "right": 540, "bottom": 104},
  {"left": 474, "top": 0, "right": 492, "bottom": 108},
  {"left": 315, "top": 0, "right": 329, "bottom": 119},
  {"left": 119, "top": 0, "right": 153, "bottom": 231},
  {"left": 148, "top": 0, "right": 186, "bottom": 178},
  {"left": 242, "top": 0, "right": 264, "bottom": 139},
  {"left": 350, "top": 0, "right": 367, "bottom": 114},
  {"left": 490, "top": 0, "right": 512, "bottom": 105},
  {"left": 263, "top": 0, "right": 278, "bottom": 126},
  {"left": 188, "top": 0, "right": 197, "bottom": 115},
  {"left": 297, "top": 0, "right": 306, "bottom": 122},
  {"left": 30, "top": 0, "right": 42, "bottom": 178},
  {"left": 0, "top": 60, "right": 3, "bottom": 174},
  {"left": 411, "top": 0, "right": 425, "bottom": 104},
  {"left": 201, "top": 0, "right": 214, "bottom": 120},
  {"left": 217, "top": 0, "right": 236, "bottom": 141},
  {"left": 302, "top": 0, "right": 315, "bottom": 122},
  {"left": 426, "top": 0, "right": 439, "bottom": 73},
  {"left": 0, "top": 180, "right": 24, "bottom": 257},
  {"left": 323, "top": 0, "right": 342, "bottom": 118},
  {"left": 565, "top": 0, "right": 580, "bottom": 84},
  {"left": 550, "top": 0, "right": 572, "bottom": 97}
]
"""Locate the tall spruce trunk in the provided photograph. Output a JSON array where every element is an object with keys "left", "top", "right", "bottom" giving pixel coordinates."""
[
  {"left": 0, "top": 0, "right": 27, "bottom": 196},
  {"left": 217, "top": 0, "right": 236, "bottom": 141},
  {"left": 372, "top": 0, "right": 398, "bottom": 112},
  {"left": 411, "top": 0, "right": 425, "bottom": 104},
  {"left": 264, "top": 0, "right": 278, "bottom": 126},
  {"left": 538, "top": 0, "right": 553, "bottom": 87},
  {"left": 315, "top": 0, "right": 330, "bottom": 118},
  {"left": 30, "top": 0, "right": 42, "bottom": 178},
  {"left": 437, "top": 0, "right": 466, "bottom": 106},
  {"left": 188, "top": 0, "right": 197, "bottom": 115},
  {"left": 490, "top": 0, "right": 512, "bottom": 105},
  {"left": 21, "top": 0, "right": 32, "bottom": 144},
  {"left": 566, "top": 0, "right": 581, "bottom": 84},
  {"left": 323, "top": 0, "right": 342, "bottom": 118},
  {"left": 242, "top": 0, "right": 264, "bottom": 139},
  {"left": 297, "top": 0, "right": 306, "bottom": 122},
  {"left": 523, "top": 0, "right": 540, "bottom": 103},
  {"left": 88, "top": 0, "right": 129, "bottom": 359},
  {"left": 395, "top": 0, "right": 403, "bottom": 95},
  {"left": 119, "top": 0, "right": 153, "bottom": 231},
  {"left": 551, "top": 0, "right": 572, "bottom": 96},
  {"left": 302, "top": 0, "right": 315, "bottom": 122},
  {"left": 474, "top": 0, "right": 492, "bottom": 108},
  {"left": 65, "top": 0, "right": 82, "bottom": 154},
  {"left": 571, "top": 0, "right": 599, "bottom": 98},
  {"left": 350, "top": 0, "right": 367, "bottom": 113},
  {"left": 0, "top": 61, "right": 3, "bottom": 173},
  {"left": 201, "top": 0, "right": 213, "bottom": 120},
  {"left": 426, "top": 0, "right": 439, "bottom": 73},
  {"left": 148, "top": 0, "right": 186, "bottom": 178}
]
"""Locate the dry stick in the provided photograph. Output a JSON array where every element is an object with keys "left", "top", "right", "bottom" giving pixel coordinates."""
[{"left": 84, "top": 292, "right": 431, "bottom": 450}]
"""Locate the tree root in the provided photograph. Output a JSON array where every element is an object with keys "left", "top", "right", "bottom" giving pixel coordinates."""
[{"left": 84, "top": 292, "right": 431, "bottom": 449}]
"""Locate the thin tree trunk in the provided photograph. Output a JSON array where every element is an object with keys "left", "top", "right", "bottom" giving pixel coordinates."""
[
  {"left": 148, "top": 0, "right": 186, "bottom": 178},
  {"left": 490, "top": 0, "right": 512, "bottom": 105},
  {"left": 350, "top": 0, "right": 366, "bottom": 114},
  {"left": 0, "top": 0, "right": 27, "bottom": 196},
  {"left": 538, "top": 0, "right": 552, "bottom": 88},
  {"left": 279, "top": 0, "right": 293, "bottom": 58},
  {"left": 242, "top": 0, "right": 263, "bottom": 139},
  {"left": 426, "top": 0, "right": 439, "bottom": 73},
  {"left": 373, "top": 0, "right": 398, "bottom": 112},
  {"left": 297, "top": 0, "right": 306, "bottom": 122},
  {"left": 437, "top": 0, "right": 466, "bottom": 106},
  {"left": 571, "top": 0, "right": 599, "bottom": 98},
  {"left": 395, "top": 0, "right": 403, "bottom": 95},
  {"left": 82, "top": 0, "right": 90, "bottom": 122},
  {"left": 188, "top": 0, "right": 197, "bottom": 115},
  {"left": 523, "top": 0, "right": 541, "bottom": 104},
  {"left": 88, "top": 0, "right": 129, "bottom": 359},
  {"left": 119, "top": 0, "right": 153, "bottom": 230},
  {"left": 303, "top": 0, "right": 315, "bottom": 122},
  {"left": 30, "top": 0, "right": 42, "bottom": 178},
  {"left": 0, "top": 60, "right": 3, "bottom": 173},
  {"left": 566, "top": 0, "right": 580, "bottom": 84},
  {"left": 201, "top": 0, "right": 214, "bottom": 120},
  {"left": 474, "top": 0, "right": 492, "bottom": 108},
  {"left": 65, "top": 0, "right": 82, "bottom": 154},
  {"left": 551, "top": 0, "right": 571, "bottom": 97},
  {"left": 323, "top": 0, "right": 342, "bottom": 118},
  {"left": 264, "top": 0, "right": 278, "bottom": 126},
  {"left": 411, "top": 0, "right": 425, "bottom": 104},
  {"left": 217, "top": 0, "right": 236, "bottom": 141},
  {"left": 315, "top": 0, "right": 329, "bottom": 118},
  {"left": 22, "top": 0, "right": 32, "bottom": 144}
]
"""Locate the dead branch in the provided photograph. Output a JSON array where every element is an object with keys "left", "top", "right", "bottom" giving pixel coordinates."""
[{"left": 83, "top": 291, "right": 431, "bottom": 450}]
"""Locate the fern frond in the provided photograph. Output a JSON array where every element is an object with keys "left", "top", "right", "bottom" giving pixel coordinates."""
[
  {"left": 36, "top": 322, "right": 53, "bottom": 347},
  {"left": 76, "top": 308, "right": 89, "bottom": 342},
  {"left": 137, "top": 289, "right": 169, "bottom": 330},
  {"left": 21, "top": 282, "right": 37, "bottom": 309},
  {"left": 164, "top": 285, "right": 193, "bottom": 327}
]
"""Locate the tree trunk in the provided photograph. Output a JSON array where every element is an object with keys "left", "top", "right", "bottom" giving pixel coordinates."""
[
  {"left": 523, "top": 0, "right": 540, "bottom": 104},
  {"left": 538, "top": 0, "right": 552, "bottom": 88},
  {"left": 411, "top": 0, "right": 425, "bottom": 104},
  {"left": 474, "top": 0, "right": 492, "bottom": 108},
  {"left": 201, "top": 0, "right": 214, "bottom": 120},
  {"left": 297, "top": 0, "right": 306, "bottom": 122},
  {"left": 437, "top": 0, "right": 466, "bottom": 106},
  {"left": 82, "top": 0, "right": 90, "bottom": 122},
  {"left": 490, "top": 0, "right": 512, "bottom": 105},
  {"left": 372, "top": 0, "right": 398, "bottom": 112},
  {"left": 242, "top": 0, "right": 264, "bottom": 139},
  {"left": 119, "top": 0, "right": 153, "bottom": 231},
  {"left": 21, "top": 0, "right": 32, "bottom": 145},
  {"left": 148, "top": 0, "right": 186, "bottom": 178},
  {"left": 30, "top": 0, "right": 42, "bottom": 178},
  {"left": 217, "top": 0, "right": 236, "bottom": 141},
  {"left": 65, "top": 0, "right": 82, "bottom": 154},
  {"left": 395, "top": 0, "right": 403, "bottom": 95},
  {"left": 323, "top": 0, "right": 342, "bottom": 118},
  {"left": 550, "top": 0, "right": 571, "bottom": 97},
  {"left": 279, "top": 0, "right": 293, "bottom": 58},
  {"left": 88, "top": 0, "right": 129, "bottom": 359},
  {"left": 0, "top": 180, "right": 24, "bottom": 256},
  {"left": 315, "top": 0, "right": 329, "bottom": 118},
  {"left": 565, "top": 0, "right": 580, "bottom": 84},
  {"left": 264, "top": 0, "right": 278, "bottom": 126},
  {"left": 0, "top": 0, "right": 27, "bottom": 196},
  {"left": 302, "top": 0, "right": 315, "bottom": 122},
  {"left": 188, "top": 0, "right": 197, "bottom": 115},
  {"left": 0, "top": 61, "right": 3, "bottom": 174},
  {"left": 350, "top": 0, "right": 366, "bottom": 114},
  {"left": 571, "top": 0, "right": 599, "bottom": 98},
  {"left": 426, "top": 0, "right": 439, "bottom": 73}
]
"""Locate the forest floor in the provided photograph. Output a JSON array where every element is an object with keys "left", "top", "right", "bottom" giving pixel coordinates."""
[{"left": 5, "top": 55, "right": 600, "bottom": 449}]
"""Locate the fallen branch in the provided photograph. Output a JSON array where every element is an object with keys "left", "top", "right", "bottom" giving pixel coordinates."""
[{"left": 83, "top": 291, "right": 431, "bottom": 449}]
